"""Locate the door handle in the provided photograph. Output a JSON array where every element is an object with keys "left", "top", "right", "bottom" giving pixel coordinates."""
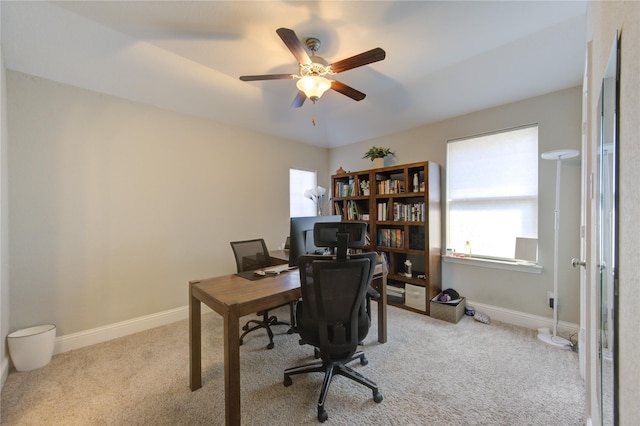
[{"left": 571, "top": 258, "right": 586, "bottom": 268}]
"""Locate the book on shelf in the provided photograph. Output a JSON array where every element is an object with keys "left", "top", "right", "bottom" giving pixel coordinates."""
[
  {"left": 376, "top": 228, "right": 404, "bottom": 248},
  {"left": 377, "top": 202, "right": 393, "bottom": 221}
]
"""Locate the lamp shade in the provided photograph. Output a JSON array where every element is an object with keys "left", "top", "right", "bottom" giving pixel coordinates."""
[{"left": 296, "top": 76, "right": 332, "bottom": 100}]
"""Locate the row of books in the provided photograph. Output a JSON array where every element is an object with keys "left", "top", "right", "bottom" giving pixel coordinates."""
[
  {"left": 392, "top": 202, "right": 425, "bottom": 222},
  {"left": 376, "top": 178, "right": 404, "bottom": 194},
  {"left": 335, "top": 178, "right": 424, "bottom": 197},
  {"left": 334, "top": 200, "right": 369, "bottom": 221},
  {"left": 334, "top": 180, "right": 356, "bottom": 197},
  {"left": 333, "top": 179, "right": 362, "bottom": 197},
  {"left": 377, "top": 202, "right": 426, "bottom": 222},
  {"left": 377, "top": 228, "right": 405, "bottom": 248}
]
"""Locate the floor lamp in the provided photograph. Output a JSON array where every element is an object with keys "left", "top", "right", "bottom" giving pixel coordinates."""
[{"left": 538, "top": 149, "right": 579, "bottom": 349}]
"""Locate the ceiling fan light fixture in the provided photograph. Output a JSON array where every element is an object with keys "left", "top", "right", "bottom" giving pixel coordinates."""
[
  {"left": 240, "top": 28, "right": 386, "bottom": 107},
  {"left": 296, "top": 76, "right": 332, "bottom": 102}
]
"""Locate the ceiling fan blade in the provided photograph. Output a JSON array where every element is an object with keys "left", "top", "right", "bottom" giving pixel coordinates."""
[
  {"left": 276, "top": 28, "right": 312, "bottom": 65},
  {"left": 291, "top": 91, "right": 307, "bottom": 108},
  {"left": 330, "top": 47, "right": 386, "bottom": 73},
  {"left": 331, "top": 80, "right": 366, "bottom": 101},
  {"left": 239, "top": 74, "right": 295, "bottom": 81}
]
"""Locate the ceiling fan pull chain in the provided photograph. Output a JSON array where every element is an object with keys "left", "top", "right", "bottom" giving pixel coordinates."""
[{"left": 312, "top": 102, "right": 317, "bottom": 126}]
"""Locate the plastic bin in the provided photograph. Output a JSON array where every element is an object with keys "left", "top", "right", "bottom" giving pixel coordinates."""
[{"left": 7, "top": 324, "right": 56, "bottom": 371}]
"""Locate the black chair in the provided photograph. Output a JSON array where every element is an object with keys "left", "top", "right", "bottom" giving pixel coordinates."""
[
  {"left": 283, "top": 222, "right": 383, "bottom": 422},
  {"left": 229, "top": 238, "right": 294, "bottom": 349},
  {"left": 313, "top": 224, "right": 380, "bottom": 338}
]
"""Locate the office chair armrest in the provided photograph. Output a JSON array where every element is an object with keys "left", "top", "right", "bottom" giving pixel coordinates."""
[{"left": 367, "top": 286, "right": 380, "bottom": 299}]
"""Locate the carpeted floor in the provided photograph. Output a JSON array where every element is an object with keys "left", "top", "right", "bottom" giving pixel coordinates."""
[{"left": 1, "top": 303, "right": 584, "bottom": 425}]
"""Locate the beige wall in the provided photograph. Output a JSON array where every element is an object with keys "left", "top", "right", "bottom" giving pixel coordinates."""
[
  {"left": 331, "top": 87, "right": 583, "bottom": 324},
  {"left": 588, "top": 1, "right": 640, "bottom": 423},
  {"left": 6, "top": 72, "right": 330, "bottom": 336}
]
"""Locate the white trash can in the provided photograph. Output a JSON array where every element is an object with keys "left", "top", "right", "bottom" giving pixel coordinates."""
[{"left": 7, "top": 324, "right": 57, "bottom": 372}]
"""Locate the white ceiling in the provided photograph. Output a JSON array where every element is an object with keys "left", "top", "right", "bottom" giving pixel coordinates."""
[{"left": 1, "top": 1, "right": 587, "bottom": 148}]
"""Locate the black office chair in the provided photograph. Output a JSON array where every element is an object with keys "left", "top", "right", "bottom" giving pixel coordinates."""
[
  {"left": 283, "top": 222, "right": 383, "bottom": 422},
  {"left": 313, "top": 225, "right": 380, "bottom": 335},
  {"left": 229, "top": 238, "right": 294, "bottom": 350}
]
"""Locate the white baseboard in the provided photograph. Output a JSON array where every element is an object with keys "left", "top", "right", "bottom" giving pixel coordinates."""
[
  {"left": 468, "top": 300, "right": 579, "bottom": 339},
  {"left": 46, "top": 301, "right": 577, "bottom": 357},
  {"left": 1, "top": 353, "right": 9, "bottom": 388},
  {"left": 54, "top": 305, "right": 212, "bottom": 355}
]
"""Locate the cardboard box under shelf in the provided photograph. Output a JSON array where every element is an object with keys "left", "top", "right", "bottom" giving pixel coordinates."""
[{"left": 430, "top": 294, "right": 466, "bottom": 323}]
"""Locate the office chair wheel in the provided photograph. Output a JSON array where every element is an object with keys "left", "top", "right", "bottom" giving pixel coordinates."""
[
  {"left": 283, "top": 375, "right": 292, "bottom": 387},
  {"left": 317, "top": 406, "right": 328, "bottom": 422},
  {"left": 266, "top": 341, "right": 275, "bottom": 350},
  {"left": 360, "top": 356, "right": 368, "bottom": 366},
  {"left": 373, "top": 391, "right": 383, "bottom": 403}
]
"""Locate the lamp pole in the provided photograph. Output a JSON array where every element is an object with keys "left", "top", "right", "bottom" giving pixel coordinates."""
[{"left": 538, "top": 149, "right": 579, "bottom": 349}]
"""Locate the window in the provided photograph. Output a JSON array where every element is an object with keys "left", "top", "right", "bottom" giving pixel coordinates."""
[
  {"left": 290, "top": 168, "right": 317, "bottom": 217},
  {"left": 446, "top": 125, "right": 538, "bottom": 259}
]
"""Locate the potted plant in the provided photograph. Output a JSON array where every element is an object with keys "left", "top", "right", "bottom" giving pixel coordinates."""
[
  {"left": 360, "top": 180, "right": 370, "bottom": 196},
  {"left": 363, "top": 146, "right": 394, "bottom": 168}
]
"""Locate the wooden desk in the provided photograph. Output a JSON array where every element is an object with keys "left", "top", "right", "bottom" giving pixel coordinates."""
[
  {"left": 190, "top": 271, "right": 301, "bottom": 425},
  {"left": 371, "top": 262, "right": 388, "bottom": 344},
  {"left": 189, "top": 266, "right": 387, "bottom": 426}
]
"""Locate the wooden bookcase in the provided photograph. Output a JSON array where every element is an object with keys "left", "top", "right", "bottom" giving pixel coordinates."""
[{"left": 332, "top": 161, "right": 441, "bottom": 315}]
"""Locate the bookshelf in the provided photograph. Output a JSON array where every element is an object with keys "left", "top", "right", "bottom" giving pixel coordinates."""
[{"left": 332, "top": 161, "right": 441, "bottom": 315}]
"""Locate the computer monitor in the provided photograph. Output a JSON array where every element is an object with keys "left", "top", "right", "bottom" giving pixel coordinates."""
[
  {"left": 313, "top": 221, "right": 367, "bottom": 248},
  {"left": 314, "top": 221, "right": 368, "bottom": 260},
  {"left": 288, "top": 215, "right": 341, "bottom": 267}
]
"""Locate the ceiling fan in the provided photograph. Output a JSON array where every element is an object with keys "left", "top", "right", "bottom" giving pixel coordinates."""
[{"left": 239, "top": 28, "right": 386, "bottom": 108}]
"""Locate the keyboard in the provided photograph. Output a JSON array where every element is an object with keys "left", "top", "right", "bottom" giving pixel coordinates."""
[{"left": 261, "top": 264, "right": 296, "bottom": 274}]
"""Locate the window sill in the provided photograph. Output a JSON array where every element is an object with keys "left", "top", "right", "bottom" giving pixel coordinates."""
[{"left": 442, "top": 255, "right": 543, "bottom": 274}]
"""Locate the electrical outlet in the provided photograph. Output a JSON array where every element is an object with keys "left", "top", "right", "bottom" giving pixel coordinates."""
[{"left": 547, "top": 291, "right": 554, "bottom": 308}]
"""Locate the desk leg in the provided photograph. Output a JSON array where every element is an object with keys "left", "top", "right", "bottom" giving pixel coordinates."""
[
  {"left": 189, "top": 286, "right": 202, "bottom": 391},
  {"left": 378, "top": 274, "right": 388, "bottom": 344},
  {"left": 224, "top": 303, "right": 241, "bottom": 426}
]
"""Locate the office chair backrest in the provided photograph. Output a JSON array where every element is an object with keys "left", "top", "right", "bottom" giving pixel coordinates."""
[
  {"left": 229, "top": 238, "right": 271, "bottom": 273},
  {"left": 298, "top": 251, "right": 377, "bottom": 362},
  {"left": 313, "top": 221, "right": 367, "bottom": 260}
]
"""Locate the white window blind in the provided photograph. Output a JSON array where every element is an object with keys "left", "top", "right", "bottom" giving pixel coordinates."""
[
  {"left": 290, "top": 168, "right": 317, "bottom": 217},
  {"left": 447, "top": 125, "right": 538, "bottom": 259}
]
